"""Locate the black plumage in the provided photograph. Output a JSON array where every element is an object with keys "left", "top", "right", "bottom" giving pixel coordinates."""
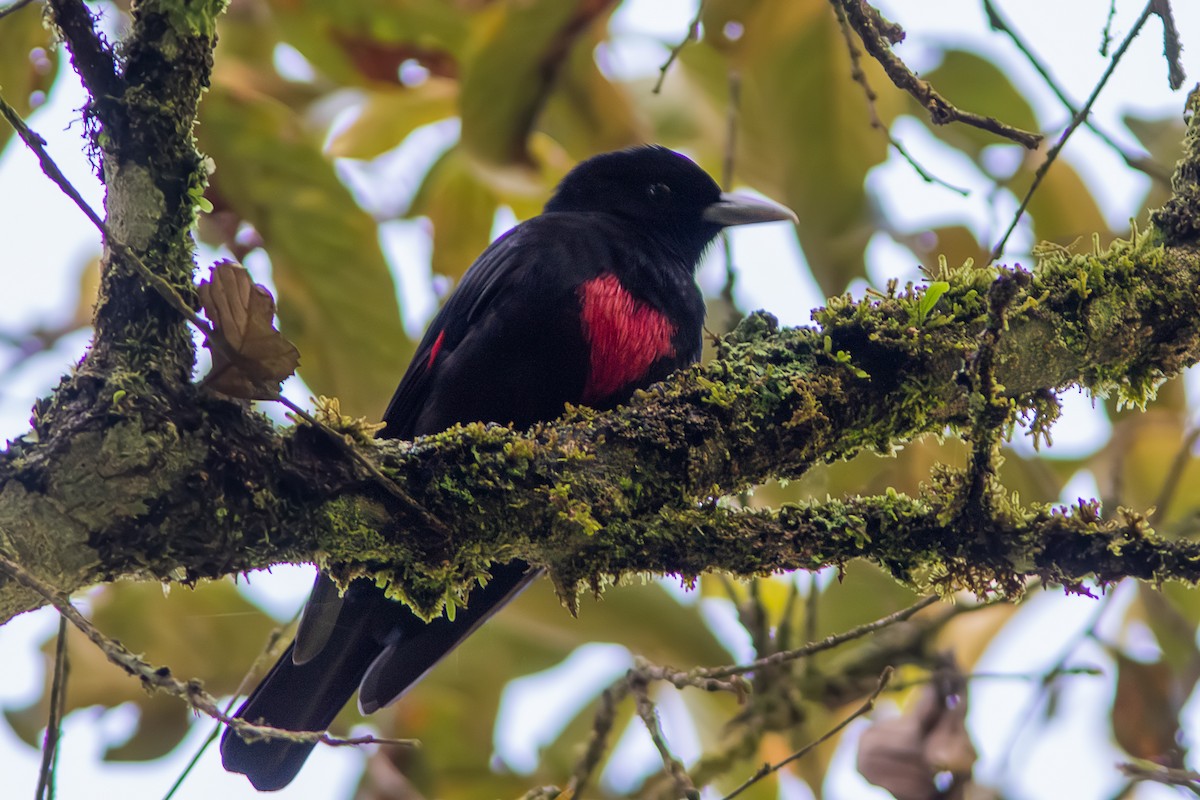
[{"left": 220, "top": 145, "right": 795, "bottom": 791}]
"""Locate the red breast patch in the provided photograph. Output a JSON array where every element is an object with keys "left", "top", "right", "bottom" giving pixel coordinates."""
[{"left": 578, "top": 274, "right": 676, "bottom": 404}]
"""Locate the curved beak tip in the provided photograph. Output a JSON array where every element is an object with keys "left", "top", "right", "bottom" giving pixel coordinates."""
[{"left": 703, "top": 192, "right": 798, "bottom": 227}]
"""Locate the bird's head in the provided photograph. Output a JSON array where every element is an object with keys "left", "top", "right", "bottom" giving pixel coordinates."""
[{"left": 545, "top": 145, "right": 797, "bottom": 264}]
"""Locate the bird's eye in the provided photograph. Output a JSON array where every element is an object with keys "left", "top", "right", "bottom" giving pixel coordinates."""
[{"left": 647, "top": 183, "right": 672, "bottom": 202}]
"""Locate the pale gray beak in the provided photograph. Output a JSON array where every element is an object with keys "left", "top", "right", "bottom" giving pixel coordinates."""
[{"left": 702, "top": 192, "right": 798, "bottom": 227}]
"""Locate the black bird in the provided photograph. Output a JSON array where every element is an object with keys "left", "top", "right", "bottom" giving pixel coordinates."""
[{"left": 220, "top": 145, "right": 796, "bottom": 790}]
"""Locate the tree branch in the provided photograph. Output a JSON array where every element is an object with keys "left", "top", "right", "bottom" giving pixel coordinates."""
[
  {"left": 4, "top": 0, "right": 1200, "bottom": 655},
  {"left": 837, "top": 0, "right": 1042, "bottom": 149},
  {"left": 46, "top": 0, "right": 121, "bottom": 103},
  {"left": 1, "top": 219, "right": 1198, "bottom": 621}
]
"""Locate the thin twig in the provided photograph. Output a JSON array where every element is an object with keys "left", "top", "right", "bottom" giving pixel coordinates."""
[
  {"left": 0, "top": 93, "right": 209, "bottom": 334},
  {"left": 1100, "top": 0, "right": 1118, "bottom": 56},
  {"left": 720, "top": 667, "right": 893, "bottom": 800},
  {"left": 653, "top": 0, "right": 706, "bottom": 94},
  {"left": 982, "top": 0, "right": 1172, "bottom": 185},
  {"left": 34, "top": 615, "right": 69, "bottom": 800},
  {"left": 1151, "top": 0, "right": 1186, "bottom": 90},
  {"left": 631, "top": 594, "right": 937, "bottom": 691},
  {"left": 163, "top": 618, "right": 296, "bottom": 799},
  {"left": 1150, "top": 424, "right": 1200, "bottom": 527},
  {"left": 0, "top": 549, "right": 418, "bottom": 752},
  {"left": 1120, "top": 761, "right": 1200, "bottom": 796},
  {"left": 800, "top": 574, "right": 817, "bottom": 679},
  {"left": 989, "top": 0, "right": 1159, "bottom": 263},
  {"left": 719, "top": 70, "right": 741, "bottom": 314},
  {"left": 567, "top": 681, "right": 631, "bottom": 796},
  {"left": 0, "top": 0, "right": 36, "bottom": 20},
  {"left": 833, "top": 0, "right": 969, "bottom": 195},
  {"left": 276, "top": 397, "right": 452, "bottom": 538},
  {"left": 629, "top": 670, "right": 696, "bottom": 797},
  {"left": 884, "top": 665, "right": 1103, "bottom": 693},
  {"left": 161, "top": 719, "right": 223, "bottom": 800},
  {"left": 695, "top": 594, "right": 938, "bottom": 681},
  {"left": 839, "top": 0, "right": 1042, "bottom": 149}
]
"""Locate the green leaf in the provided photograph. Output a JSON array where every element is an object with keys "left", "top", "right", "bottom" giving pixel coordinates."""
[
  {"left": 327, "top": 78, "right": 459, "bottom": 160},
  {"left": 916, "top": 280, "right": 949, "bottom": 325},
  {"left": 199, "top": 84, "right": 410, "bottom": 416},
  {"left": 678, "top": 0, "right": 903, "bottom": 294},
  {"left": 458, "top": 0, "right": 617, "bottom": 167},
  {"left": 408, "top": 146, "right": 499, "bottom": 285}
]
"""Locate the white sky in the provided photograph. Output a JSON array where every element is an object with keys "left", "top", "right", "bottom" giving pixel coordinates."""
[{"left": 1, "top": 1, "right": 1199, "bottom": 798}]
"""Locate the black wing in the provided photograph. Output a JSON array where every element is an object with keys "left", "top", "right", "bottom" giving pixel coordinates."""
[
  {"left": 380, "top": 216, "right": 599, "bottom": 440},
  {"left": 380, "top": 226, "right": 526, "bottom": 440}
]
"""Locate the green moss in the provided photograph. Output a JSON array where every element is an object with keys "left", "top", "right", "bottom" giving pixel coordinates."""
[
  {"left": 315, "top": 496, "right": 394, "bottom": 566},
  {"left": 142, "top": 0, "right": 228, "bottom": 38}
]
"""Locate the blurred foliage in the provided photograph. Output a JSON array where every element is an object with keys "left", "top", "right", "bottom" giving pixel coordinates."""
[
  {"left": 1, "top": 0, "right": 1198, "bottom": 798},
  {"left": 5, "top": 581, "right": 277, "bottom": 760},
  {"left": 0, "top": 2, "right": 56, "bottom": 155}
]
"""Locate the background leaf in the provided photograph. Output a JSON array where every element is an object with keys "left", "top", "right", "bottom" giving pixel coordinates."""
[
  {"left": 199, "top": 83, "right": 409, "bottom": 416},
  {"left": 0, "top": 2, "right": 57, "bottom": 157}
]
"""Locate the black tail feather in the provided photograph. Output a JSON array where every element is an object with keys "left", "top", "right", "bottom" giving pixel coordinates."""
[
  {"left": 359, "top": 561, "right": 541, "bottom": 713},
  {"left": 221, "top": 564, "right": 538, "bottom": 790},
  {"left": 219, "top": 637, "right": 377, "bottom": 791}
]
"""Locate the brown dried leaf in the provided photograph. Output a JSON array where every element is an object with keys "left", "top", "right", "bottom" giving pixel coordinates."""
[
  {"left": 857, "top": 713, "right": 935, "bottom": 800},
  {"left": 1111, "top": 651, "right": 1185, "bottom": 764},
  {"left": 857, "top": 659, "right": 977, "bottom": 800},
  {"left": 198, "top": 261, "right": 300, "bottom": 399}
]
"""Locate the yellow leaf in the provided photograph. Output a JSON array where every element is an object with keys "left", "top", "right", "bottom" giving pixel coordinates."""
[
  {"left": 0, "top": 0, "right": 57, "bottom": 156},
  {"left": 327, "top": 78, "right": 459, "bottom": 160}
]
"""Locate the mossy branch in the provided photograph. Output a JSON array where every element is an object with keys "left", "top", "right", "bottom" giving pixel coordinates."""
[
  {"left": 6, "top": 0, "right": 1200, "bottom": 634},
  {"left": 2, "top": 222, "right": 1199, "bottom": 621}
]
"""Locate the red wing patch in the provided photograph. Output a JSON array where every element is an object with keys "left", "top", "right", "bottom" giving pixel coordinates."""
[
  {"left": 426, "top": 330, "right": 446, "bottom": 370},
  {"left": 578, "top": 274, "right": 676, "bottom": 404}
]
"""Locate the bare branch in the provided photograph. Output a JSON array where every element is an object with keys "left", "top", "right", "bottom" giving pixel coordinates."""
[
  {"left": 629, "top": 671, "right": 697, "bottom": 797},
  {"left": 990, "top": 0, "right": 1160, "bottom": 262},
  {"left": 833, "top": 0, "right": 969, "bottom": 195},
  {"left": 654, "top": 0, "right": 706, "bottom": 94},
  {"left": 1120, "top": 761, "right": 1200, "bottom": 795},
  {"left": 1152, "top": 0, "right": 1186, "bottom": 90},
  {"left": 0, "top": 548, "right": 417, "bottom": 752},
  {"left": 720, "top": 667, "right": 893, "bottom": 800},
  {"left": 983, "top": 0, "right": 1173, "bottom": 185},
  {"left": 838, "top": 0, "right": 1042, "bottom": 149},
  {"left": 0, "top": 0, "right": 36, "bottom": 21}
]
